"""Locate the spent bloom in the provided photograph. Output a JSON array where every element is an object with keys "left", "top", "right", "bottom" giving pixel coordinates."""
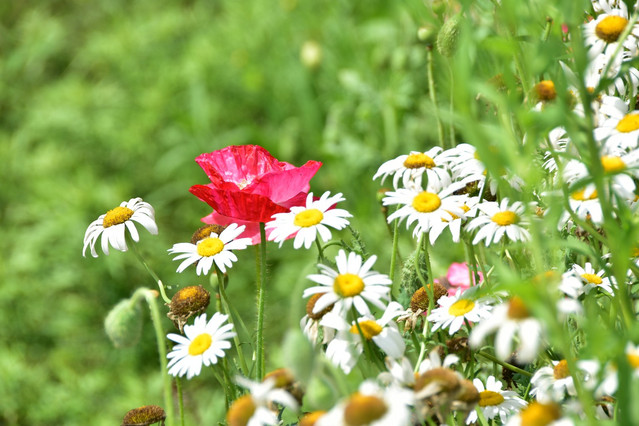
[
  {"left": 166, "top": 313, "right": 235, "bottom": 379},
  {"left": 168, "top": 223, "right": 252, "bottom": 275},
  {"left": 83, "top": 197, "right": 158, "bottom": 257},
  {"left": 303, "top": 249, "right": 392, "bottom": 317},
  {"left": 266, "top": 191, "right": 351, "bottom": 249}
]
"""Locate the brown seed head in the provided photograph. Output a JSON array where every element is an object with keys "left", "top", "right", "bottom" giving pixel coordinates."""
[
  {"left": 122, "top": 405, "right": 166, "bottom": 426},
  {"left": 167, "top": 285, "right": 211, "bottom": 332},
  {"left": 191, "top": 224, "right": 226, "bottom": 244},
  {"left": 410, "top": 282, "right": 448, "bottom": 312},
  {"left": 306, "top": 293, "right": 334, "bottom": 320}
]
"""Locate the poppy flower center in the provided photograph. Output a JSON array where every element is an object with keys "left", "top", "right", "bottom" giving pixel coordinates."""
[
  {"left": 595, "top": 15, "right": 628, "bottom": 43},
  {"left": 188, "top": 333, "right": 212, "bottom": 356},
  {"left": 197, "top": 237, "right": 225, "bottom": 257},
  {"left": 344, "top": 393, "right": 388, "bottom": 426},
  {"left": 519, "top": 402, "right": 561, "bottom": 426},
  {"left": 507, "top": 296, "right": 530, "bottom": 320},
  {"left": 571, "top": 189, "right": 598, "bottom": 201},
  {"left": 581, "top": 273, "right": 603, "bottom": 285},
  {"left": 535, "top": 80, "right": 556, "bottom": 101},
  {"left": 627, "top": 353, "right": 639, "bottom": 368},
  {"left": 448, "top": 299, "right": 475, "bottom": 316},
  {"left": 403, "top": 153, "right": 436, "bottom": 169},
  {"left": 350, "top": 320, "right": 383, "bottom": 340},
  {"left": 601, "top": 156, "right": 626, "bottom": 173},
  {"left": 478, "top": 390, "right": 504, "bottom": 407},
  {"left": 491, "top": 211, "right": 519, "bottom": 226},
  {"left": 227, "top": 395, "right": 256, "bottom": 426},
  {"left": 553, "top": 360, "right": 569, "bottom": 380},
  {"left": 103, "top": 206, "right": 134, "bottom": 228},
  {"left": 333, "top": 273, "right": 365, "bottom": 297},
  {"left": 616, "top": 113, "right": 639, "bottom": 133},
  {"left": 412, "top": 192, "right": 442, "bottom": 213},
  {"left": 294, "top": 208, "right": 324, "bottom": 227}
]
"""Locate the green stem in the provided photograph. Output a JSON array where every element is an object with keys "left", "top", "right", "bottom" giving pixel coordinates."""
[
  {"left": 476, "top": 350, "right": 532, "bottom": 377},
  {"left": 141, "top": 289, "right": 175, "bottom": 425},
  {"left": 427, "top": 48, "right": 446, "bottom": 148},
  {"left": 389, "top": 215, "right": 400, "bottom": 298},
  {"left": 215, "top": 270, "right": 250, "bottom": 376},
  {"left": 255, "top": 222, "right": 267, "bottom": 380},
  {"left": 315, "top": 239, "right": 327, "bottom": 264},
  {"left": 128, "top": 237, "right": 171, "bottom": 304},
  {"left": 176, "top": 377, "right": 185, "bottom": 426}
]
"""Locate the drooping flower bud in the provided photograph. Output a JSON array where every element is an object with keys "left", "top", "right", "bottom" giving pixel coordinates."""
[
  {"left": 105, "top": 298, "right": 143, "bottom": 348},
  {"left": 436, "top": 15, "right": 462, "bottom": 57}
]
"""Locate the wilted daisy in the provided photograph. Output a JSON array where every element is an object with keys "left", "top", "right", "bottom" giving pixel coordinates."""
[
  {"left": 427, "top": 289, "right": 492, "bottom": 335},
  {"left": 166, "top": 313, "right": 235, "bottom": 379},
  {"left": 317, "top": 380, "right": 414, "bottom": 426},
  {"left": 373, "top": 147, "right": 452, "bottom": 189},
  {"left": 469, "top": 296, "right": 543, "bottom": 363},
  {"left": 465, "top": 375, "right": 527, "bottom": 424},
  {"left": 300, "top": 293, "right": 336, "bottom": 345},
  {"left": 382, "top": 178, "right": 467, "bottom": 243},
  {"left": 559, "top": 262, "right": 616, "bottom": 297},
  {"left": 83, "top": 197, "right": 158, "bottom": 257},
  {"left": 227, "top": 376, "right": 299, "bottom": 426},
  {"left": 168, "top": 223, "right": 252, "bottom": 275},
  {"left": 266, "top": 191, "right": 352, "bottom": 249},
  {"left": 530, "top": 360, "right": 577, "bottom": 403},
  {"left": 303, "top": 249, "right": 392, "bottom": 317},
  {"left": 321, "top": 302, "right": 406, "bottom": 373},
  {"left": 466, "top": 198, "right": 531, "bottom": 246}
]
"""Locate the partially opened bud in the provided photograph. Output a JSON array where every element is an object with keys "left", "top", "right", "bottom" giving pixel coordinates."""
[{"left": 105, "top": 298, "right": 143, "bottom": 348}]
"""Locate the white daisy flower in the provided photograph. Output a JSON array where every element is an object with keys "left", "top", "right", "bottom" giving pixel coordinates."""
[
  {"left": 317, "top": 380, "right": 414, "bottom": 426},
  {"left": 303, "top": 249, "right": 392, "bottom": 317},
  {"left": 380, "top": 349, "right": 460, "bottom": 387},
  {"left": 382, "top": 178, "right": 468, "bottom": 243},
  {"left": 558, "top": 188, "right": 605, "bottom": 228},
  {"left": 506, "top": 401, "right": 574, "bottom": 426},
  {"left": 530, "top": 360, "right": 577, "bottom": 403},
  {"left": 168, "top": 223, "right": 252, "bottom": 275},
  {"left": 83, "top": 197, "right": 158, "bottom": 257},
  {"left": 469, "top": 296, "right": 543, "bottom": 363},
  {"left": 466, "top": 198, "right": 531, "bottom": 246},
  {"left": 466, "top": 375, "right": 527, "bottom": 424},
  {"left": 266, "top": 191, "right": 352, "bottom": 249},
  {"left": 595, "top": 109, "right": 639, "bottom": 151},
  {"left": 227, "top": 376, "right": 299, "bottom": 425},
  {"left": 559, "top": 262, "right": 616, "bottom": 297},
  {"left": 583, "top": 2, "right": 639, "bottom": 59},
  {"left": 437, "top": 143, "right": 486, "bottom": 185},
  {"left": 427, "top": 289, "right": 492, "bottom": 335},
  {"left": 166, "top": 313, "right": 235, "bottom": 379},
  {"left": 320, "top": 302, "right": 406, "bottom": 373},
  {"left": 373, "top": 147, "right": 452, "bottom": 190}
]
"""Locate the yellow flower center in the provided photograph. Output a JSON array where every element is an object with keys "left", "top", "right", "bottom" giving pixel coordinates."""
[
  {"left": 294, "top": 208, "right": 324, "bottom": 227},
  {"left": 595, "top": 15, "right": 629, "bottom": 43},
  {"left": 343, "top": 393, "right": 388, "bottom": 426},
  {"left": 535, "top": 80, "right": 557, "bottom": 101},
  {"left": 448, "top": 299, "right": 476, "bottom": 317},
  {"left": 601, "top": 156, "right": 626, "bottom": 173},
  {"left": 197, "top": 237, "right": 225, "bottom": 257},
  {"left": 412, "top": 192, "right": 442, "bottom": 213},
  {"left": 227, "top": 395, "right": 256, "bottom": 426},
  {"left": 632, "top": 247, "right": 639, "bottom": 257},
  {"left": 188, "top": 333, "right": 213, "bottom": 356},
  {"left": 616, "top": 113, "right": 639, "bottom": 133},
  {"left": 507, "top": 296, "right": 530, "bottom": 320},
  {"left": 627, "top": 353, "right": 639, "bottom": 369},
  {"left": 299, "top": 411, "right": 327, "bottom": 426},
  {"left": 519, "top": 402, "right": 562, "bottom": 426},
  {"left": 350, "top": 320, "right": 383, "bottom": 340},
  {"left": 333, "top": 273, "right": 365, "bottom": 297},
  {"left": 571, "top": 189, "right": 598, "bottom": 201},
  {"left": 404, "top": 153, "right": 436, "bottom": 169},
  {"left": 491, "top": 211, "right": 519, "bottom": 226},
  {"left": 581, "top": 273, "right": 603, "bottom": 285},
  {"left": 553, "top": 360, "right": 569, "bottom": 380},
  {"left": 478, "top": 390, "right": 505, "bottom": 407},
  {"left": 103, "top": 206, "right": 134, "bottom": 228}
]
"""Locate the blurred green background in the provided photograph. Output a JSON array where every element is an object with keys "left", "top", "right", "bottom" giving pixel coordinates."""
[{"left": 0, "top": 0, "right": 444, "bottom": 423}]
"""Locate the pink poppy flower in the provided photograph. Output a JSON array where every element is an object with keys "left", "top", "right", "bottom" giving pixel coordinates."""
[
  {"left": 190, "top": 145, "right": 322, "bottom": 243},
  {"left": 445, "top": 262, "right": 483, "bottom": 296}
]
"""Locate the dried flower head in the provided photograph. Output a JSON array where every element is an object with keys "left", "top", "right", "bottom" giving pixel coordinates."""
[
  {"left": 167, "top": 285, "right": 211, "bottom": 332},
  {"left": 121, "top": 405, "right": 166, "bottom": 426},
  {"left": 264, "top": 368, "right": 304, "bottom": 406},
  {"left": 191, "top": 224, "right": 226, "bottom": 244}
]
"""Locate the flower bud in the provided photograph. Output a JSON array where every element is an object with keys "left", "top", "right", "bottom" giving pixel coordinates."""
[
  {"left": 122, "top": 405, "right": 166, "bottom": 426},
  {"left": 436, "top": 15, "right": 462, "bottom": 57},
  {"left": 417, "top": 25, "right": 438, "bottom": 45},
  {"left": 105, "top": 298, "right": 143, "bottom": 348}
]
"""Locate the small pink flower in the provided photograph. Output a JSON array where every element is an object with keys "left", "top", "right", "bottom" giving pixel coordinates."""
[{"left": 445, "top": 262, "right": 482, "bottom": 296}]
